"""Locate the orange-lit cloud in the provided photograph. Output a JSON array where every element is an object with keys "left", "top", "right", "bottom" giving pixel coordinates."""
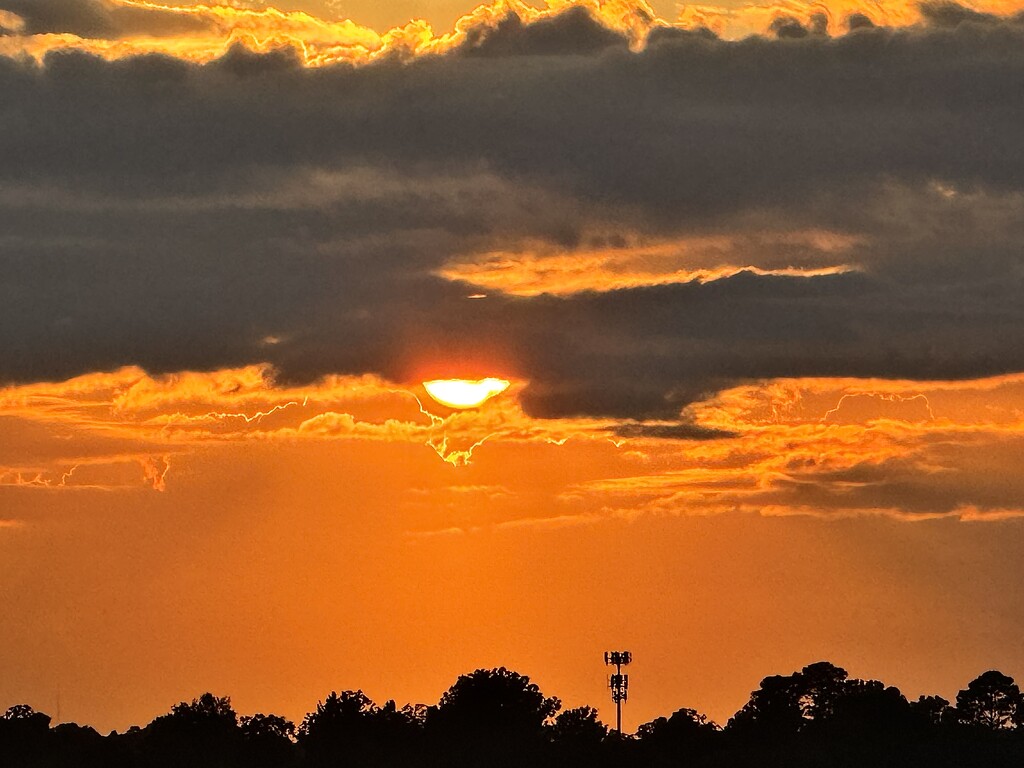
[
  {"left": 0, "top": 0, "right": 654, "bottom": 65},
  {"left": 3, "top": 0, "right": 1024, "bottom": 67},
  {"left": 438, "top": 230, "right": 860, "bottom": 296},
  {"left": 3, "top": 365, "right": 1024, "bottom": 526},
  {"left": 0, "top": 366, "right": 598, "bottom": 484},
  {"left": 681, "top": 0, "right": 1024, "bottom": 37},
  {"left": 572, "top": 374, "right": 1024, "bottom": 523}
]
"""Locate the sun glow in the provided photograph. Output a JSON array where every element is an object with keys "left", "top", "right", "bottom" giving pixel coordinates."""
[{"left": 422, "top": 378, "right": 510, "bottom": 409}]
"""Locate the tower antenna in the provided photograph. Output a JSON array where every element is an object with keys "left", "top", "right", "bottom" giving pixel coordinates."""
[{"left": 603, "top": 650, "right": 632, "bottom": 735}]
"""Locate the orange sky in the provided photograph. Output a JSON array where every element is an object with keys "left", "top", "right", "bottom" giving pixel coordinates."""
[
  {"left": 2, "top": 0, "right": 1024, "bottom": 738},
  {"left": 3, "top": 366, "right": 1024, "bottom": 731}
]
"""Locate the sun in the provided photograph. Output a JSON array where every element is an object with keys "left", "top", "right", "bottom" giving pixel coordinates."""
[{"left": 422, "top": 378, "right": 510, "bottom": 409}]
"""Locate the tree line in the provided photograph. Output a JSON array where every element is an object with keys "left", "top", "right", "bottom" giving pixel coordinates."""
[{"left": 2, "top": 662, "right": 1023, "bottom": 767}]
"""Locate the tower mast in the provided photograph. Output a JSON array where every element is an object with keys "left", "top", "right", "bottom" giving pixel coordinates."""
[{"left": 604, "top": 650, "right": 632, "bottom": 734}]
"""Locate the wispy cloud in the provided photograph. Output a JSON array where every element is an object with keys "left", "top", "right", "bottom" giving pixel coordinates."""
[{"left": 4, "top": 365, "right": 1024, "bottom": 526}]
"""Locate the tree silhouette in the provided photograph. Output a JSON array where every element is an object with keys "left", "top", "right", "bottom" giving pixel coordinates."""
[
  {"left": 3, "top": 705, "right": 45, "bottom": 722},
  {"left": 638, "top": 707, "right": 719, "bottom": 741},
  {"left": 299, "top": 690, "right": 374, "bottom": 741},
  {"left": 240, "top": 713, "right": 296, "bottom": 768},
  {"left": 825, "top": 679, "right": 912, "bottom": 737},
  {"left": 241, "top": 713, "right": 295, "bottom": 741},
  {"left": 728, "top": 661, "right": 863, "bottom": 739},
  {"left": 550, "top": 705, "right": 608, "bottom": 745},
  {"left": 427, "top": 667, "right": 560, "bottom": 767},
  {"left": 2, "top": 660, "right": 1024, "bottom": 768},
  {"left": 170, "top": 692, "right": 238, "bottom": 726},
  {"left": 638, "top": 707, "right": 720, "bottom": 765},
  {"left": 298, "top": 690, "right": 422, "bottom": 767},
  {"left": 728, "top": 673, "right": 805, "bottom": 737},
  {"left": 50, "top": 722, "right": 108, "bottom": 768},
  {"left": 0, "top": 705, "right": 52, "bottom": 767},
  {"left": 298, "top": 690, "right": 375, "bottom": 766},
  {"left": 797, "top": 661, "right": 849, "bottom": 722},
  {"left": 145, "top": 693, "right": 242, "bottom": 768},
  {"left": 430, "top": 667, "right": 561, "bottom": 738},
  {"left": 956, "top": 671, "right": 1022, "bottom": 730},
  {"left": 909, "top": 694, "right": 952, "bottom": 728}
]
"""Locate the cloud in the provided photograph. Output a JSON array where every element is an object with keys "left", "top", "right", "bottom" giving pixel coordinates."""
[
  {"left": 436, "top": 231, "right": 860, "bottom": 296},
  {"left": 457, "top": 6, "right": 629, "bottom": 56},
  {"left": 4, "top": 363, "right": 1024, "bottom": 521},
  {"left": 556, "top": 373, "right": 1024, "bottom": 522},
  {"left": 0, "top": 0, "right": 652, "bottom": 64},
  {"left": 0, "top": 365, "right": 616, "bottom": 482},
  {"left": 918, "top": 0, "right": 1007, "bottom": 27},
  {"left": 0, "top": 0, "right": 210, "bottom": 38},
  {"left": 0, "top": 0, "right": 118, "bottom": 37},
  {"left": 768, "top": 12, "right": 828, "bottom": 38},
  {"left": 1, "top": 0, "right": 1022, "bottom": 65},
  {"left": 609, "top": 421, "right": 735, "bottom": 440},
  {"left": 1, "top": 5, "right": 1024, "bottom": 421}
]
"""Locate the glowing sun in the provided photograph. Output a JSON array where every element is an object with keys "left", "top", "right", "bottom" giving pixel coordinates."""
[{"left": 422, "top": 378, "right": 510, "bottom": 409}]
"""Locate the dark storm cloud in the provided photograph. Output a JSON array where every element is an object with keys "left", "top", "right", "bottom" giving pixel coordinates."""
[
  {"left": 917, "top": 0, "right": 1009, "bottom": 27},
  {"left": 755, "top": 438, "right": 1024, "bottom": 517},
  {"left": 844, "top": 13, "right": 875, "bottom": 31},
  {"left": 609, "top": 422, "right": 735, "bottom": 440},
  {"left": 458, "top": 6, "right": 629, "bottom": 57},
  {"left": 768, "top": 12, "right": 829, "bottom": 39},
  {"left": 0, "top": 0, "right": 209, "bottom": 38},
  {"left": 1, "top": 6, "right": 1024, "bottom": 419},
  {"left": 0, "top": 0, "right": 115, "bottom": 36}
]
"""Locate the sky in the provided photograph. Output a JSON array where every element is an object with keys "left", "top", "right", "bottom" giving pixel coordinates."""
[{"left": 1, "top": 0, "right": 1024, "bottom": 736}]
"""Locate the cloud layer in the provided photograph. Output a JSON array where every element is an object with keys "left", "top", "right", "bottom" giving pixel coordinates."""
[
  {"left": 3, "top": 366, "right": 1024, "bottom": 525},
  {"left": 0, "top": 1, "right": 1023, "bottom": 424}
]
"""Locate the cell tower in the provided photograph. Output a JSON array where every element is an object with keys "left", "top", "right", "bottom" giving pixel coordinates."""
[{"left": 604, "top": 650, "right": 632, "bottom": 734}]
